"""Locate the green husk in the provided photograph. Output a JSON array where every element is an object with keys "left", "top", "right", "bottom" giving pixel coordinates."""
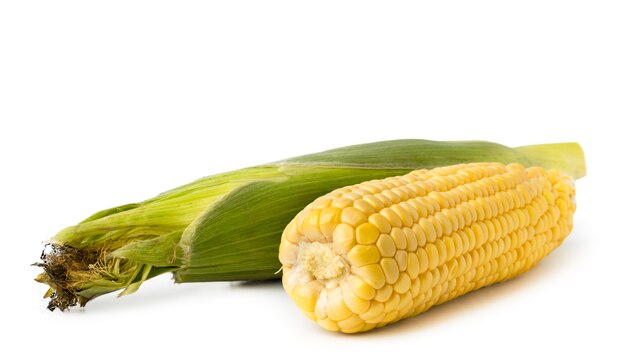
[{"left": 35, "top": 139, "right": 585, "bottom": 310}]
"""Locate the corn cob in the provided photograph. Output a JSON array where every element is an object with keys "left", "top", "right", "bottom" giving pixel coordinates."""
[
  {"left": 279, "top": 162, "right": 577, "bottom": 333},
  {"left": 35, "top": 139, "right": 584, "bottom": 311}
]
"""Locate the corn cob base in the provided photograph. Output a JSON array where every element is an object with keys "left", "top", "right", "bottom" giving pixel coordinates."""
[{"left": 280, "top": 162, "right": 576, "bottom": 333}]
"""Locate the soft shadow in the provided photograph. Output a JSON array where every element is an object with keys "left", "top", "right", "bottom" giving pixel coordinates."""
[
  {"left": 57, "top": 276, "right": 284, "bottom": 314},
  {"left": 230, "top": 279, "right": 282, "bottom": 288},
  {"left": 57, "top": 274, "right": 215, "bottom": 314}
]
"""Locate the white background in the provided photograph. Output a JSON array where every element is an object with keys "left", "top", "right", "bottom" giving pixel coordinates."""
[{"left": 1, "top": 1, "right": 624, "bottom": 354}]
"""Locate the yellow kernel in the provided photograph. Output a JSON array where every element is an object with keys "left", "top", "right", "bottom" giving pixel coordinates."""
[
  {"left": 438, "top": 263, "right": 449, "bottom": 284},
  {"left": 380, "top": 257, "right": 400, "bottom": 284},
  {"left": 332, "top": 197, "right": 353, "bottom": 209},
  {"left": 347, "top": 245, "right": 381, "bottom": 267},
  {"left": 353, "top": 199, "right": 376, "bottom": 215},
  {"left": 399, "top": 185, "right": 417, "bottom": 199},
  {"left": 351, "top": 188, "right": 372, "bottom": 197},
  {"left": 494, "top": 196, "right": 505, "bottom": 216},
  {"left": 466, "top": 226, "right": 478, "bottom": 251},
  {"left": 457, "top": 185, "right": 474, "bottom": 202},
  {"left": 416, "top": 247, "right": 429, "bottom": 274},
  {"left": 391, "top": 227, "right": 408, "bottom": 250},
  {"left": 408, "top": 198, "right": 429, "bottom": 218},
  {"left": 381, "top": 311, "right": 399, "bottom": 323},
  {"left": 430, "top": 266, "right": 441, "bottom": 286},
  {"left": 324, "top": 288, "right": 351, "bottom": 321},
  {"left": 471, "top": 223, "right": 486, "bottom": 247},
  {"left": 363, "top": 195, "right": 385, "bottom": 211},
  {"left": 375, "top": 192, "right": 393, "bottom": 207},
  {"left": 485, "top": 219, "right": 496, "bottom": 242},
  {"left": 343, "top": 191, "right": 363, "bottom": 201},
  {"left": 456, "top": 255, "right": 467, "bottom": 277},
  {"left": 376, "top": 233, "right": 396, "bottom": 257},
  {"left": 496, "top": 215, "right": 507, "bottom": 237},
  {"left": 383, "top": 292, "right": 400, "bottom": 313},
  {"left": 399, "top": 201, "right": 419, "bottom": 222},
  {"left": 317, "top": 317, "right": 340, "bottom": 332},
  {"left": 517, "top": 183, "right": 531, "bottom": 204},
  {"left": 359, "top": 183, "right": 380, "bottom": 194},
  {"left": 425, "top": 243, "right": 439, "bottom": 270},
  {"left": 451, "top": 232, "right": 463, "bottom": 258},
  {"left": 419, "top": 218, "right": 437, "bottom": 243},
  {"left": 374, "top": 284, "right": 394, "bottom": 302},
  {"left": 342, "top": 287, "right": 371, "bottom": 314},
  {"left": 407, "top": 252, "right": 419, "bottom": 279},
  {"left": 314, "top": 288, "right": 328, "bottom": 319},
  {"left": 394, "top": 273, "right": 411, "bottom": 294},
  {"left": 337, "top": 315, "right": 364, "bottom": 332},
  {"left": 356, "top": 222, "right": 380, "bottom": 245},
  {"left": 431, "top": 284, "right": 442, "bottom": 300},
  {"left": 390, "top": 204, "right": 414, "bottom": 227},
  {"left": 332, "top": 188, "right": 350, "bottom": 196},
  {"left": 380, "top": 208, "right": 403, "bottom": 228},
  {"left": 445, "top": 208, "right": 460, "bottom": 231},
  {"left": 500, "top": 191, "right": 515, "bottom": 211},
  {"left": 395, "top": 250, "right": 408, "bottom": 272},
  {"left": 470, "top": 199, "right": 485, "bottom": 221},
  {"left": 381, "top": 189, "right": 401, "bottom": 204},
  {"left": 278, "top": 240, "right": 298, "bottom": 266},
  {"left": 291, "top": 281, "right": 323, "bottom": 313},
  {"left": 509, "top": 189, "right": 523, "bottom": 209},
  {"left": 319, "top": 207, "right": 342, "bottom": 240},
  {"left": 392, "top": 186, "right": 409, "bottom": 201},
  {"left": 404, "top": 227, "right": 418, "bottom": 251},
  {"left": 418, "top": 271, "right": 433, "bottom": 294},
  {"left": 284, "top": 220, "right": 301, "bottom": 244},
  {"left": 404, "top": 182, "right": 423, "bottom": 196},
  {"left": 360, "top": 301, "right": 385, "bottom": 322},
  {"left": 356, "top": 264, "right": 386, "bottom": 289},
  {"left": 333, "top": 223, "right": 355, "bottom": 254},
  {"left": 476, "top": 197, "right": 490, "bottom": 219},
  {"left": 429, "top": 215, "right": 444, "bottom": 238},
  {"left": 460, "top": 229, "right": 472, "bottom": 253},
  {"left": 430, "top": 191, "right": 450, "bottom": 209},
  {"left": 434, "top": 239, "right": 447, "bottom": 267},
  {"left": 449, "top": 189, "right": 464, "bottom": 206},
  {"left": 458, "top": 203, "right": 476, "bottom": 225},
  {"left": 357, "top": 324, "right": 384, "bottom": 332},
  {"left": 442, "top": 236, "right": 455, "bottom": 262},
  {"left": 412, "top": 223, "right": 427, "bottom": 247},
  {"left": 368, "top": 213, "right": 392, "bottom": 234},
  {"left": 435, "top": 211, "right": 452, "bottom": 236},
  {"left": 342, "top": 207, "right": 368, "bottom": 227},
  {"left": 348, "top": 275, "right": 376, "bottom": 300},
  {"left": 483, "top": 243, "right": 493, "bottom": 261},
  {"left": 447, "top": 258, "right": 459, "bottom": 279},
  {"left": 410, "top": 275, "right": 421, "bottom": 296},
  {"left": 416, "top": 196, "right": 435, "bottom": 215},
  {"left": 398, "top": 292, "right": 414, "bottom": 315},
  {"left": 556, "top": 198, "right": 570, "bottom": 218},
  {"left": 471, "top": 248, "right": 481, "bottom": 268},
  {"left": 500, "top": 214, "right": 513, "bottom": 235}
]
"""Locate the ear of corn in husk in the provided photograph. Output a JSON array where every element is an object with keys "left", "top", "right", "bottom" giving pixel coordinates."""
[
  {"left": 280, "top": 161, "right": 580, "bottom": 332},
  {"left": 34, "top": 139, "right": 585, "bottom": 311}
]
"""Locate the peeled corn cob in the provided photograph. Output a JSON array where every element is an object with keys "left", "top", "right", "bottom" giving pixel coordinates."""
[{"left": 279, "top": 162, "right": 577, "bottom": 333}]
